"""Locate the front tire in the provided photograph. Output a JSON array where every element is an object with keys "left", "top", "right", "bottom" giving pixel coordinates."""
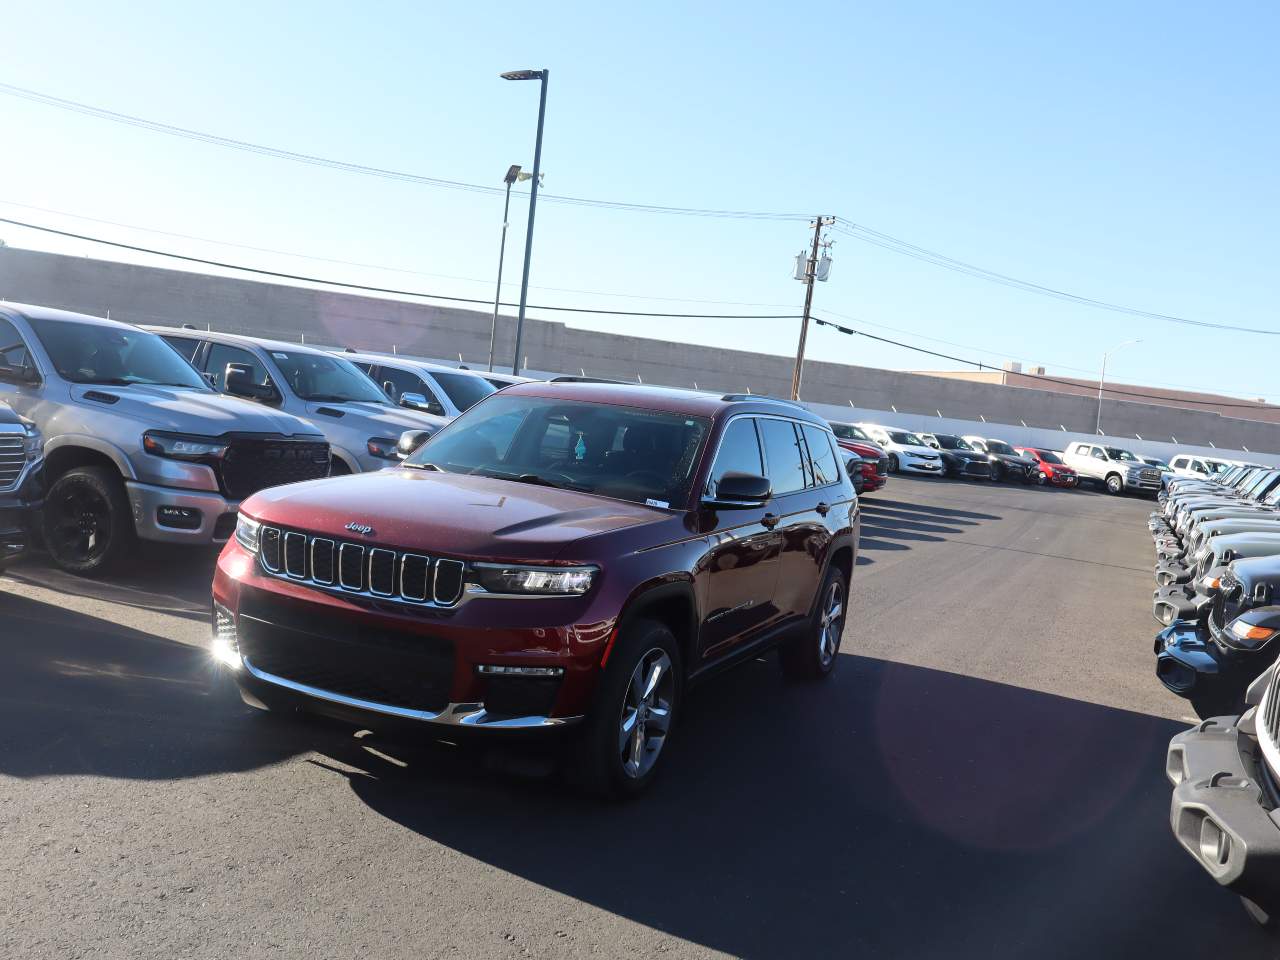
[
  {"left": 43, "top": 466, "right": 135, "bottom": 576},
  {"left": 1106, "top": 473, "right": 1124, "bottom": 495},
  {"left": 574, "top": 619, "right": 681, "bottom": 799},
  {"left": 781, "top": 565, "right": 847, "bottom": 681}
]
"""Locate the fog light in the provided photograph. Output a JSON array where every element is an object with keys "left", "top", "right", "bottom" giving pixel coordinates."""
[
  {"left": 157, "top": 505, "right": 202, "bottom": 530},
  {"left": 211, "top": 603, "right": 241, "bottom": 669},
  {"left": 476, "top": 664, "right": 565, "bottom": 677}
]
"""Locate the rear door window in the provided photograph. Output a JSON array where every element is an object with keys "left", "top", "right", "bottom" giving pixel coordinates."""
[
  {"left": 802, "top": 424, "right": 839, "bottom": 487},
  {"left": 758, "top": 418, "right": 807, "bottom": 495}
]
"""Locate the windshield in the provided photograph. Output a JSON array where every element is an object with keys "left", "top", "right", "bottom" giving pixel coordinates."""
[
  {"left": 1036, "top": 450, "right": 1064, "bottom": 465},
  {"left": 933, "top": 434, "right": 973, "bottom": 451},
  {"left": 27, "top": 317, "right": 209, "bottom": 388},
  {"left": 407, "top": 395, "right": 711, "bottom": 507},
  {"left": 271, "top": 351, "right": 389, "bottom": 403},
  {"left": 1103, "top": 447, "right": 1139, "bottom": 461},
  {"left": 889, "top": 431, "right": 927, "bottom": 446},
  {"left": 986, "top": 440, "right": 1017, "bottom": 456},
  {"left": 1206, "top": 460, "right": 1231, "bottom": 473},
  {"left": 432, "top": 370, "right": 497, "bottom": 411},
  {"left": 830, "top": 423, "right": 870, "bottom": 442}
]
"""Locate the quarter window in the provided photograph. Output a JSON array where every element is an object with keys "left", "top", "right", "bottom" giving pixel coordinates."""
[
  {"left": 758, "top": 418, "right": 807, "bottom": 495},
  {"left": 802, "top": 424, "right": 839, "bottom": 486},
  {"left": 708, "top": 418, "right": 764, "bottom": 495}
]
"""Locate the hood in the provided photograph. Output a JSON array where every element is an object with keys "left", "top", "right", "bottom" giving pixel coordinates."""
[
  {"left": 836, "top": 439, "right": 885, "bottom": 459},
  {"left": 70, "top": 384, "right": 322, "bottom": 438},
  {"left": 1229, "top": 554, "right": 1280, "bottom": 595},
  {"left": 241, "top": 467, "right": 678, "bottom": 562},
  {"left": 896, "top": 444, "right": 940, "bottom": 458},
  {"left": 942, "top": 449, "right": 987, "bottom": 461},
  {"left": 303, "top": 400, "right": 448, "bottom": 435},
  {"left": 992, "top": 452, "right": 1033, "bottom": 466}
]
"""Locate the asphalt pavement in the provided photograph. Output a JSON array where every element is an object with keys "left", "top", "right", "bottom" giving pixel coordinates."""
[{"left": 3, "top": 476, "right": 1277, "bottom": 959}]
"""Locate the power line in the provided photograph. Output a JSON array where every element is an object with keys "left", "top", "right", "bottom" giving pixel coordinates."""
[
  {"left": 832, "top": 220, "right": 1280, "bottom": 336},
  {"left": 0, "top": 81, "right": 806, "bottom": 221},
  {"left": 812, "top": 316, "right": 1279, "bottom": 411},
  {"left": 0, "top": 198, "right": 795, "bottom": 309},
  {"left": 0, "top": 216, "right": 801, "bottom": 321}
]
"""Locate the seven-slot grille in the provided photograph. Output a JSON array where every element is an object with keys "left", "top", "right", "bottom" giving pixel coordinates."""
[
  {"left": 1264, "top": 669, "right": 1280, "bottom": 750},
  {"left": 259, "top": 525, "right": 466, "bottom": 606},
  {"left": 217, "top": 439, "right": 330, "bottom": 500},
  {"left": 876, "top": 457, "right": 890, "bottom": 476},
  {"left": 0, "top": 432, "right": 24, "bottom": 491}
]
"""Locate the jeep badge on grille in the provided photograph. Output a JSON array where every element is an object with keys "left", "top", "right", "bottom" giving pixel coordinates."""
[{"left": 345, "top": 521, "right": 374, "bottom": 536}]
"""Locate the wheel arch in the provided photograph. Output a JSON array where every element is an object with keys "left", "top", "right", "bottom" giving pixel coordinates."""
[
  {"left": 615, "top": 578, "right": 699, "bottom": 677},
  {"left": 42, "top": 437, "right": 135, "bottom": 483}
]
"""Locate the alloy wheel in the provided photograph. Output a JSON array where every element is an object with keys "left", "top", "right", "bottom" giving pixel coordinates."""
[
  {"left": 50, "top": 488, "right": 112, "bottom": 565},
  {"left": 817, "top": 579, "right": 844, "bottom": 668},
  {"left": 618, "top": 648, "right": 674, "bottom": 780}
]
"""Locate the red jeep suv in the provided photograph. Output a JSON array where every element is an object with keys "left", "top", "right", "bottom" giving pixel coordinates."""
[{"left": 212, "top": 383, "right": 858, "bottom": 796}]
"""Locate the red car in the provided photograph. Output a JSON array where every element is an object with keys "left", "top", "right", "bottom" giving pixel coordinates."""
[
  {"left": 1016, "top": 447, "right": 1078, "bottom": 487},
  {"left": 212, "top": 384, "right": 858, "bottom": 796},
  {"left": 828, "top": 422, "right": 888, "bottom": 494}
]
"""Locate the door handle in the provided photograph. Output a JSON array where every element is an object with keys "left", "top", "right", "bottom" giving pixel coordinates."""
[
  {"left": 816, "top": 501, "right": 831, "bottom": 516},
  {"left": 761, "top": 513, "right": 780, "bottom": 529}
]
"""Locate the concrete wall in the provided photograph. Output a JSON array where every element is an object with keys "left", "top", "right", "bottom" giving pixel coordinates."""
[{"left": 4, "top": 245, "right": 1280, "bottom": 457}]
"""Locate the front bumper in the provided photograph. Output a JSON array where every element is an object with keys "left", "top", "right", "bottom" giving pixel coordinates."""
[
  {"left": 1154, "top": 619, "right": 1252, "bottom": 701},
  {"left": 900, "top": 459, "right": 943, "bottom": 475},
  {"left": 1155, "top": 558, "right": 1194, "bottom": 586},
  {"left": 212, "top": 541, "right": 604, "bottom": 731},
  {"left": 1154, "top": 583, "right": 1213, "bottom": 625},
  {"left": 127, "top": 480, "right": 238, "bottom": 545},
  {"left": 1046, "top": 472, "right": 1077, "bottom": 487},
  {"left": 1167, "top": 713, "right": 1280, "bottom": 914}
]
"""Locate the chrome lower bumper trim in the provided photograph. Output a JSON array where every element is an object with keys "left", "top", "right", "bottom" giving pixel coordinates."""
[{"left": 241, "top": 657, "right": 580, "bottom": 729}]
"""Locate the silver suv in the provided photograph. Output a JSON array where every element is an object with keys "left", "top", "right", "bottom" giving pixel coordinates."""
[
  {"left": 148, "top": 329, "right": 447, "bottom": 474},
  {"left": 0, "top": 304, "right": 331, "bottom": 574}
]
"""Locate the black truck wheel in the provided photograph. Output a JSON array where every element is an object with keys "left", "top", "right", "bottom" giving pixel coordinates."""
[{"left": 43, "top": 466, "right": 135, "bottom": 576}]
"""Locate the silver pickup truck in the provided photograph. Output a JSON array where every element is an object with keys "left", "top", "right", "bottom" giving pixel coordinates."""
[{"left": 0, "top": 303, "right": 331, "bottom": 574}]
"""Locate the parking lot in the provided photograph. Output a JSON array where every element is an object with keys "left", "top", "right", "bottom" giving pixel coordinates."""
[{"left": 3, "top": 476, "right": 1277, "bottom": 959}]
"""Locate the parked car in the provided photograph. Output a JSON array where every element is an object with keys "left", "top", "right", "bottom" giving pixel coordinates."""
[
  {"left": 962, "top": 437, "right": 1036, "bottom": 483},
  {"left": 1156, "top": 552, "right": 1280, "bottom": 716},
  {"left": 844, "top": 452, "right": 867, "bottom": 495},
  {"left": 1061, "top": 441, "right": 1163, "bottom": 495},
  {"left": 1140, "top": 456, "right": 1172, "bottom": 474},
  {"left": 1015, "top": 447, "right": 1078, "bottom": 487},
  {"left": 0, "top": 402, "right": 43, "bottom": 574},
  {"left": 855, "top": 424, "right": 943, "bottom": 476},
  {"left": 919, "top": 433, "right": 995, "bottom": 479},
  {"left": 827, "top": 421, "right": 888, "bottom": 494},
  {"left": 339, "top": 350, "right": 499, "bottom": 420},
  {"left": 0, "top": 304, "right": 331, "bottom": 574},
  {"left": 1168, "top": 453, "right": 1233, "bottom": 480},
  {"left": 149, "top": 329, "right": 446, "bottom": 475},
  {"left": 1166, "top": 656, "right": 1280, "bottom": 930},
  {"left": 213, "top": 385, "right": 858, "bottom": 796}
]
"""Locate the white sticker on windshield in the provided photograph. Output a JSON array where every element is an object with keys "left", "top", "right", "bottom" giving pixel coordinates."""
[
  {"left": 272, "top": 352, "right": 288, "bottom": 359},
  {"left": 646, "top": 498, "right": 670, "bottom": 509}
]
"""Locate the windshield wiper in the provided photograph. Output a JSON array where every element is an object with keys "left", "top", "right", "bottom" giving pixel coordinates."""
[
  {"left": 477, "top": 470, "right": 590, "bottom": 492},
  {"left": 401, "top": 461, "right": 442, "bottom": 472}
]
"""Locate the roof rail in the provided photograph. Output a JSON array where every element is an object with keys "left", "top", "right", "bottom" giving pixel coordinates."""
[{"left": 720, "top": 393, "right": 808, "bottom": 410}]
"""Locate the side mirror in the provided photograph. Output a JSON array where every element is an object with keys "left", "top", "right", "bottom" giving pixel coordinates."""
[
  {"left": 703, "top": 472, "right": 771, "bottom": 509},
  {"left": 224, "top": 363, "right": 277, "bottom": 402},
  {"left": 400, "top": 391, "right": 446, "bottom": 417},
  {"left": 397, "top": 428, "right": 433, "bottom": 460}
]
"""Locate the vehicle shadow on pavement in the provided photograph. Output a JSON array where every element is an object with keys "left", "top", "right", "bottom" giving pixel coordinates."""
[
  {"left": 6, "top": 544, "right": 222, "bottom": 622},
  {"left": 317, "top": 655, "right": 1279, "bottom": 960},
  {"left": 863, "top": 493, "right": 1000, "bottom": 522},
  {"left": 0, "top": 590, "right": 322, "bottom": 780}
]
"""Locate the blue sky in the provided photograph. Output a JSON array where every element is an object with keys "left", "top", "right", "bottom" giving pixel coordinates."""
[{"left": 1, "top": 1, "right": 1276, "bottom": 398}]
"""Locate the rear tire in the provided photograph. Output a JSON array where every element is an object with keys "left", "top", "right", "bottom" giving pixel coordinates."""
[
  {"left": 43, "top": 466, "right": 134, "bottom": 576},
  {"left": 573, "top": 619, "right": 682, "bottom": 800},
  {"left": 781, "top": 565, "right": 847, "bottom": 681}
]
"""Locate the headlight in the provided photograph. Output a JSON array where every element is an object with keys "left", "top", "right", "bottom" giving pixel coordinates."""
[
  {"left": 235, "top": 513, "right": 262, "bottom": 554},
  {"left": 1230, "top": 618, "right": 1279, "bottom": 649},
  {"left": 366, "top": 437, "right": 400, "bottom": 460},
  {"left": 143, "top": 431, "right": 229, "bottom": 460},
  {"left": 22, "top": 423, "right": 41, "bottom": 460},
  {"left": 472, "top": 563, "right": 597, "bottom": 596}
]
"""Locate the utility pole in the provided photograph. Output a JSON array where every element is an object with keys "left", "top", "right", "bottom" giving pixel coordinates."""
[
  {"left": 790, "top": 215, "right": 835, "bottom": 400},
  {"left": 488, "top": 165, "right": 528, "bottom": 371}
]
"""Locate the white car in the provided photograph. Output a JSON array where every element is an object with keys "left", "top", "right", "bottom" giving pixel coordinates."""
[
  {"left": 338, "top": 351, "right": 498, "bottom": 420},
  {"left": 1167, "top": 453, "right": 1235, "bottom": 479},
  {"left": 855, "top": 423, "right": 944, "bottom": 475}
]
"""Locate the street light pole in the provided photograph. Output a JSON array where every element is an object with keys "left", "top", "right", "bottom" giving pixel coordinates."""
[
  {"left": 501, "top": 68, "right": 549, "bottom": 377},
  {"left": 1095, "top": 338, "right": 1141, "bottom": 435},
  {"left": 487, "top": 165, "right": 523, "bottom": 372}
]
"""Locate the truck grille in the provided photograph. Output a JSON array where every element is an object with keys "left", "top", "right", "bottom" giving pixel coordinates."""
[
  {"left": 1264, "top": 669, "right": 1280, "bottom": 750},
  {"left": 259, "top": 525, "right": 467, "bottom": 607},
  {"left": 217, "top": 439, "right": 330, "bottom": 500},
  {"left": 237, "top": 589, "right": 454, "bottom": 713},
  {"left": 0, "top": 434, "right": 24, "bottom": 491}
]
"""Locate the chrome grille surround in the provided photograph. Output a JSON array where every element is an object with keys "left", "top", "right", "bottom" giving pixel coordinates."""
[
  {"left": 0, "top": 434, "right": 24, "bottom": 491},
  {"left": 258, "top": 525, "right": 466, "bottom": 608}
]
